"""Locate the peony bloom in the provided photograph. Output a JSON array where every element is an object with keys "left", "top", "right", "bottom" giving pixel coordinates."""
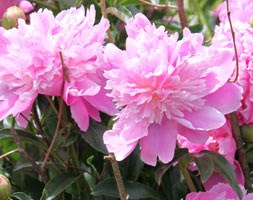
[
  {"left": 0, "top": 5, "right": 116, "bottom": 130},
  {"left": 212, "top": 21, "right": 253, "bottom": 125},
  {"left": 185, "top": 183, "right": 253, "bottom": 200},
  {"left": 103, "top": 13, "right": 242, "bottom": 166},
  {"left": 215, "top": 0, "right": 253, "bottom": 25}
]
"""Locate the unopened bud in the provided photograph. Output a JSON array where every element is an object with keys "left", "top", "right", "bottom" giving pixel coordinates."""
[
  {"left": 241, "top": 124, "right": 253, "bottom": 142},
  {"left": 2, "top": 6, "right": 26, "bottom": 29},
  {"left": 0, "top": 174, "right": 11, "bottom": 200},
  {"left": 250, "top": 16, "right": 253, "bottom": 28}
]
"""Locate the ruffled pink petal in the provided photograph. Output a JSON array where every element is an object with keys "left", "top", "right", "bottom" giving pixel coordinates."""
[
  {"left": 176, "top": 106, "right": 226, "bottom": 130},
  {"left": 205, "top": 83, "right": 242, "bottom": 115},
  {"left": 70, "top": 97, "right": 89, "bottom": 131},
  {"left": 178, "top": 125, "right": 209, "bottom": 144},
  {"left": 140, "top": 119, "right": 177, "bottom": 166},
  {"left": 104, "top": 119, "right": 148, "bottom": 161},
  {"left": 16, "top": 105, "right": 32, "bottom": 128}
]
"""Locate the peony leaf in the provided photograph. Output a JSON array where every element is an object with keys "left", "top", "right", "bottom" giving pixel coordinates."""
[{"left": 92, "top": 178, "right": 160, "bottom": 199}]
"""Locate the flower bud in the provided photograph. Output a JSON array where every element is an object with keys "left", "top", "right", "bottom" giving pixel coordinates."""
[
  {"left": 2, "top": 6, "right": 26, "bottom": 29},
  {"left": 241, "top": 124, "right": 253, "bottom": 142},
  {"left": 0, "top": 174, "right": 11, "bottom": 200},
  {"left": 250, "top": 16, "right": 253, "bottom": 28}
]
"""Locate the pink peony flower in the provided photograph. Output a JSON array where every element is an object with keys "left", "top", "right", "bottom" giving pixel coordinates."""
[
  {"left": 215, "top": 0, "right": 253, "bottom": 24},
  {"left": 186, "top": 183, "right": 253, "bottom": 200},
  {"left": 212, "top": 21, "right": 253, "bottom": 125},
  {"left": 0, "top": 5, "right": 116, "bottom": 130},
  {"left": 103, "top": 13, "right": 242, "bottom": 166}
]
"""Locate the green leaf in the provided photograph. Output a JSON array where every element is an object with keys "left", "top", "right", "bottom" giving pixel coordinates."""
[
  {"left": 194, "top": 154, "right": 214, "bottom": 182},
  {"left": 40, "top": 173, "right": 82, "bottom": 200},
  {"left": 197, "top": 151, "right": 243, "bottom": 200},
  {"left": 155, "top": 148, "right": 190, "bottom": 185},
  {"left": 0, "top": 129, "right": 47, "bottom": 150},
  {"left": 11, "top": 192, "right": 34, "bottom": 200},
  {"left": 81, "top": 122, "right": 108, "bottom": 154},
  {"left": 116, "top": 0, "right": 143, "bottom": 6},
  {"left": 92, "top": 178, "right": 160, "bottom": 199}
]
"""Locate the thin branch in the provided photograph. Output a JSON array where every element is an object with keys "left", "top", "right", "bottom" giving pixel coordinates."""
[
  {"left": 41, "top": 52, "right": 68, "bottom": 171},
  {"left": 104, "top": 153, "right": 129, "bottom": 200},
  {"left": 138, "top": 0, "right": 177, "bottom": 9},
  {"left": 177, "top": 0, "right": 188, "bottom": 28},
  {"left": 45, "top": 96, "right": 59, "bottom": 116},
  {"left": 106, "top": 7, "right": 127, "bottom": 24},
  {"left": 100, "top": 0, "right": 113, "bottom": 43},
  {"left": 11, "top": 128, "right": 48, "bottom": 182},
  {"left": 32, "top": 105, "right": 49, "bottom": 144},
  {"left": 229, "top": 113, "right": 252, "bottom": 191},
  {"left": 226, "top": 0, "right": 239, "bottom": 83},
  {"left": 0, "top": 148, "right": 19, "bottom": 160}
]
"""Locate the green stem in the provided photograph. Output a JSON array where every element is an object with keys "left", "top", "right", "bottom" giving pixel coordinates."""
[
  {"left": 70, "top": 144, "right": 92, "bottom": 200},
  {"left": 178, "top": 160, "right": 196, "bottom": 192},
  {"left": 29, "top": 0, "right": 58, "bottom": 11},
  {"left": 192, "top": 0, "right": 212, "bottom": 40}
]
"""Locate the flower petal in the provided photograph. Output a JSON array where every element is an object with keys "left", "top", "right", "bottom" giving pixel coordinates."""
[{"left": 140, "top": 119, "right": 177, "bottom": 166}]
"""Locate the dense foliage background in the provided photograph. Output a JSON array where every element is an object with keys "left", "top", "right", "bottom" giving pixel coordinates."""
[{"left": 1, "top": 0, "right": 252, "bottom": 200}]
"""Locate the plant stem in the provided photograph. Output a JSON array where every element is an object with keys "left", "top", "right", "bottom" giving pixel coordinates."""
[
  {"left": 177, "top": 0, "right": 187, "bottom": 28},
  {"left": 226, "top": 0, "right": 239, "bottom": 83},
  {"left": 100, "top": 0, "right": 113, "bottom": 43},
  {"left": 229, "top": 113, "right": 252, "bottom": 192},
  {"left": 0, "top": 148, "right": 19, "bottom": 160},
  {"left": 104, "top": 153, "right": 129, "bottom": 200},
  {"left": 138, "top": 0, "right": 177, "bottom": 9},
  {"left": 11, "top": 128, "right": 48, "bottom": 182},
  {"left": 41, "top": 52, "right": 68, "bottom": 171},
  {"left": 178, "top": 160, "right": 196, "bottom": 192}
]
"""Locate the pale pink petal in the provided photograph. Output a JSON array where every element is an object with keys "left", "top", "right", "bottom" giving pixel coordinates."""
[
  {"left": 16, "top": 105, "right": 32, "bottom": 128},
  {"left": 205, "top": 83, "right": 242, "bottom": 115},
  {"left": 178, "top": 125, "right": 209, "bottom": 144},
  {"left": 70, "top": 98, "right": 89, "bottom": 132},
  {"left": 177, "top": 106, "right": 226, "bottom": 130},
  {"left": 140, "top": 119, "right": 177, "bottom": 166}
]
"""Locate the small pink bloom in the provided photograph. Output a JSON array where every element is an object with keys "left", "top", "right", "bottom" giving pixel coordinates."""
[
  {"left": 103, "top": 13, "right": 242, "bottom": 166},
  {"left": 186, "top": 183, "right": 253, "bottom": 200},
  {"left": 215, "top": 0, "right": 253, "bottom": 24}
]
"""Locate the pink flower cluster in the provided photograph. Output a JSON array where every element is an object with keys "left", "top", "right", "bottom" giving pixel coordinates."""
[
  {"left": 103, "top": 13, "right": 242, "bottom": 166},
  {"left": 186, "top": 183, "right": 253, "bottom": 200},
  {"left": 0, "top": 5, "right": 116, "bottom": 130}
]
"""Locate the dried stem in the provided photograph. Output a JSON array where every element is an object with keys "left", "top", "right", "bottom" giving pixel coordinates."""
[
  {"left": 45, "top": 96, "right": 59, "bottom": 116},
  {"left": 32, "top": 105, "right": 49, "bottom": 144},
  {"left": 0, "top": 148, "right": 19, "bottom": 160},
  {"left": 179, "top": 160, "right": 196, "bottom": 192},
  {"left": 41, "top": 52, "right": 68, "bottom": 170},
  {"left": 138, "top": 0, "right": 177, "bottom": 9},
  {"left": 11, "top": 128, "right": 48, "bottom": 182},
  {"left": 104, "top": 153, "right": 129, "bottom": 200},
  {"left": 226, "top": 0, "right": 239, "bottom": 83},
  {"left": 177, "top": 0, "right": 188, "bottom": 28},
  {"left": 229, "top": 113, "right": 252, "bottom": 191},
  {"left": 100, "top": 0, "right": 113, "bottom": 43}
]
